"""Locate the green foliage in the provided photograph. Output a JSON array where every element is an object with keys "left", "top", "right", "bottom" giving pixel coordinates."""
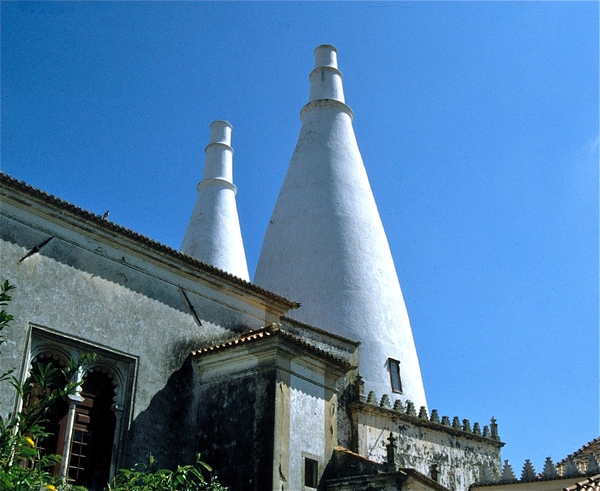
[
  {"left": 107, "top": 454, "right": 228, "bottom": 491},
  {"left": 0, "top": 280, "right": 86, "bottom": 490},
  {"left": 0, "top": 281, "right": 227, "bottom": 491},
  {"left": 0, "top": 279, "right": 16, "bottom": 353}
]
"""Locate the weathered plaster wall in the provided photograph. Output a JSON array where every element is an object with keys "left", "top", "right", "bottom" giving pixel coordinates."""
[
  {"left": 286, "top": 356, "right": 343, "bottom": 491},
  {"left": 194, "top": 368, "right": 276, "bottom": 491},
  {"left": 351, "top": 404, "right": 502, "bottom": 491},
  {"left": 289, "top": 363, "right": 326, "bottom": 489},
  {"left": 0, "top": 196, "right": 287, "bottom": 470},
  {"left": 254, "top": 46, "right": 428, "bottom": 409}
]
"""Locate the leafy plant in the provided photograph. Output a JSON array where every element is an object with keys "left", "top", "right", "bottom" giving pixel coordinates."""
[
  {"left": 0, "top": 280, "right": 86, "bottom": 490},
  {"left": 107, "top": 454, "right": 228, "bottom": 491},
  {"left": 0, "top": 279, "right": 16, "bottom": 355},
  {"left": 0, "top": 281, "right": 227, "bottom": 490}
]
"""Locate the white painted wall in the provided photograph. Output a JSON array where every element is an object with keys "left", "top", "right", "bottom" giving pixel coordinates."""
[
  {"left": 181, "top": 120, "right": 250, "bottom": 281},
  {"left": 255, "top": 45, "right": 427, "bottom": 409},
  {"left": 289, "top": 361, "right": 326, "bottom": 489}
]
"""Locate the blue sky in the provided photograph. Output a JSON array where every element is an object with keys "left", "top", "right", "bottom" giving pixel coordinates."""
[{"left": 1, "top": 0, "right": 598, "bottom": 475}]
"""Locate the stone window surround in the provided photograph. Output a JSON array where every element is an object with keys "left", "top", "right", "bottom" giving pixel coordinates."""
[
  {"left": 19, "top": 324, "right": 138, "bottom": 484},
  {"left": 302, "top": 451, "right": 321, "bottom": 490}
]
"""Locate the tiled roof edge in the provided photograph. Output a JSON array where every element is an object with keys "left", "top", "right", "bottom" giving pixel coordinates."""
[
  {"left": 281, "top": 316, "right": 361, "bottom": 346},
  {"left": 558, "top": 437, "right": 600, "bottom": 466},
  {"left": 470, "top": 475, "right": 587, "bottom": 489},
  {"left": 332, "top": 446, "right": 379, "bottom": 465},
  {"left": 401, "top": 468, "right": 451, "bottom": 491},
  {"left": 0, "top": 172, "right": 299, "bottom": 310},
  {"left": 192, "top": 324, "right": 354, "bottom": 370},
  {"left": 563, "top": 474, "right": 600, "bottom": 491}
]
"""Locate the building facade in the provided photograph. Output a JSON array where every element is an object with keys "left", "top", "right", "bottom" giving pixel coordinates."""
[{"left": 0, "top": 45, "right": 505, "bottom": 491}]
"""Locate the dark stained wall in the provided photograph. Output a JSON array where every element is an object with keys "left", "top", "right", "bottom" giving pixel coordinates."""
[{"left": 195, "top": 369, "right": 276, "bottom": 491}]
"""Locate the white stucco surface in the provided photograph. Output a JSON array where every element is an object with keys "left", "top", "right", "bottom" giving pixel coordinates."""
[
  {"left": 289, "top": 363, "right": 326, "bottom": 489},
  {"left": 181, "top": 120, "right": 249, "bottom": 281},
  {"left": 254, "top": 45, "right": 427, "bottom": 409}
]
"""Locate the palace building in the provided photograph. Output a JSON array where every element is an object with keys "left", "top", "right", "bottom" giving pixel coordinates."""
[{"left": 1, "top": 45, "right": 506, "bottom": 491}]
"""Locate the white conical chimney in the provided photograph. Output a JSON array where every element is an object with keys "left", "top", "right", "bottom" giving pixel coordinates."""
[
  {"left": 254, "top": 45, "right": 427, "bottom": 408},
  {"left": 180, "top": 120, "right": 250, "bottom": 281}
]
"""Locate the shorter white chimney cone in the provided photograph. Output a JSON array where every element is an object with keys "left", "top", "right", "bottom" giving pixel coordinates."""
[{"left": 181, "top": 120, "right": 250, "bottom": 281}]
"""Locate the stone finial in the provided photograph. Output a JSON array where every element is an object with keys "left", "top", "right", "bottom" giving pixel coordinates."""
[
  {"left": 473, "top": 422, "right": 481, "bottom": 435},
  {"left": 393, "top": 399, "right": 404, "bottom": 412},
  {"left": 482, "top": 425, "right": 490, "bottom": 438},
  {"left": 490, "top": 417, "right": 499, "bottom": 440},
  {"left": 521, "top": 459, "right": 537, "bottom": 482},
  {"left": 430, "top": 409, "right": 440, "bottom": 423},
  {"left": 405, "top": 401, "right": 417, "bottom": 416},
  {"left": 380, "top": 394, "right": 391, "bottom": 409},
  {"left": 452, "top": 416, "right": 461, "bottom": 429},
  {"left": 386, "top": 433, "right": 397, "bottom": 467},
  {"left": 418, "top": 406, "right": 428, "bottom": 419},
  {"left": 366, "top": 391, "right": 377, "bottom": 404},
  {"left": 586, "top": 454, "right": 600, "bottom": 475},
  {"left": 501, "top": 460, "right": 517, "bottom": 483},
  {"left": 354, "top": 374, "right": 365, "bottom": 402},
  {"left": 462, "top": 419, "right": 471, "bottom": 433},
  {"left": 441, "top": 416, "right": 451, "bottom": 426},
  {"left": 542, "top": 457, "right": 558, "bottom": 478},
  {"left": 563, "top": 457, "right": 581, "bottom": 477},
  {"left": 430, "top": 463, "right": 439, "bottom": 482}
]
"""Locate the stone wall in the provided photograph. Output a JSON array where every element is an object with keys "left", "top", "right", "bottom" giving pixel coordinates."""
[
  {"left": 194, "top": 367, "right": 277, "bottom": 490},
  {"left": 348, "top": 400, "right": 503, "bottom": 491},
  {"left": 0, "top": 176, "right": 293, "bottom": 472}
]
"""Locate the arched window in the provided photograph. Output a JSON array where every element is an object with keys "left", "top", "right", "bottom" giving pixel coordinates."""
[
  {"left": 27, "top": 353, "right": 118, "bottom": 490},
  {"left": 67, "top": 369, "right": 116, "bottom": 489},
  {"left": 26, "top": 327, "right": 136, "bottom": 489},
  {"left": 27, "top": 353, "right": 70, "bottom": 477}
]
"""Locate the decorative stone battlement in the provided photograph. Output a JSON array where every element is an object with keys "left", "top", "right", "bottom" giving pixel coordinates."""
[
  {"left": 352, "top": 376, "right": 502, "bottom": 446},
  {"left": 472, "top": 455, "right": 600, "bottom": 486},
  {"left": 500, "top": 454, "right": 600, "bottom": 483}
]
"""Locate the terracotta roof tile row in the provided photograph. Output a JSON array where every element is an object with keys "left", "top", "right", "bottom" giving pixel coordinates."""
[
  {"left": 0, "top": 173, "right": 299, "bottom": 310},
  {"left": 559, "top": 438, "right": 600, "bottom": 468},
  {"left": 563, "top": 474, "right": 600, "bottom": 491},
  {"left": 192, "top": 324, "right": 354, "bottom": 370},
  {"left": 191, "top": 325, "right": 278, "bottom": 356}
]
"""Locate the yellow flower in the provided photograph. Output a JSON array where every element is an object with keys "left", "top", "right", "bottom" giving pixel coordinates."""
[
  {"left": 44, "top": 485, "right": 56, "bottom": 490},
  {"left": 23, "top": 436, "right": 35, "bottom": 447}
]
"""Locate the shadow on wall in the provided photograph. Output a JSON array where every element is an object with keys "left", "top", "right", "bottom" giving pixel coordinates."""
[
  {"left": 3, "top": 219, "right": 255, "bottom": 333},
  {"left": 126, "top": 355, "right": 198, "bottom": 470}
]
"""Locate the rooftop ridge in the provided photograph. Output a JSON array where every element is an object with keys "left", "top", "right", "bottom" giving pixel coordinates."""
[
  {"left": 191, "top": 323, "right": 354, "bottom": 370},
  {"left": 558, "top": 436, "right": 600, "bottom": 467},
  {"left": 349, "top": 398, "right": 503, "bottom": 447},
  {"left": 0, "top": 172, "right": 298, "bottom": 310}
]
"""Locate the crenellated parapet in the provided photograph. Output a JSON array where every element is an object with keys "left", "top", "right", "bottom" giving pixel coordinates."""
[
  {"left": 472, "top": 454, "right": 600, "bottom": 487},
  {"left": 346, "top": 374, "right": 503, "bottom": 490},
  {"left": 349, "top": 381, "right": 502, "bottom": 445}
]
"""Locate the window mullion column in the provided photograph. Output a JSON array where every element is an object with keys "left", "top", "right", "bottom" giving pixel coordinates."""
[{"left": 59, "top": 368, "right": 84, "bottom": 479}]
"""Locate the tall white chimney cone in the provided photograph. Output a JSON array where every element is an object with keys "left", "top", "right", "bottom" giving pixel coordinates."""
[
  {"left": 254, "top": 45, "right": 427, "bottom": 408},
  {"left": 181, "top": 120, "right": 250, "bottom": 281}
]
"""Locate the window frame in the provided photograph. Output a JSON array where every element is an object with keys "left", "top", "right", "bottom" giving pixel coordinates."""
[
  {"left": 303, "top": 456, "right": 319, "bottom": 489},
  {"left": 23, "top": 325, "right": 137, "bottom": 489},
  {"left": 388, "top": 358, "right": 403, "bottom": 393}
]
